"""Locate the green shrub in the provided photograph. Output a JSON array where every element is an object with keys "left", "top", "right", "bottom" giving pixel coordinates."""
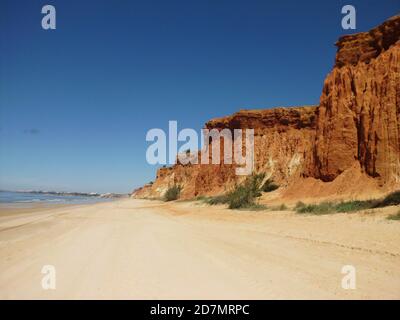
[
  {"left": 194, "top": 195, "right": 207, "bottom": 201},
  {"left": 296, "top": 202, "right": 336, "bottom": 215},
  {"left": 205, "top": 174, "right": 279, "bottom": 209},
  {"left": 246, "top": 173, "right": 266, "bottom": 198},
  {"left": 296, "top": 200, "right": 375, "bottom": 214},
  {"left": 204, "top": 194, "right": 230, "bottom": 205},
  {"left": 163, "top": 185, "right": 181, "bottom": 201},
  {"left": 262, "top": 179, "right": 279, "bottom": 192},
  {"left": 295, "top": 201, "right": 306, "bottom": 209},
  {"left": 335, "top": 200, "right": 375, "bottom": 213},
  {"left": 294, "top": 191, "right": 400, "bottom": 216},
  {"left": 227, "top": 173, "right": 265, "bottom": 209},
  {"left": 227, "top": 185, "right": 253, "bottom": 209},
  {"left": 375, "top": 191, "right": 400, "bottom": 207},
  {"left": 237, "top": 203, "right": 267, "bottom": 211}
]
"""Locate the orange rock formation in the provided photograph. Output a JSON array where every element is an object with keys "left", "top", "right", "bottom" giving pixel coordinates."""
[{"left": 133, "top": 15, "right": 400, "bottom": 201}]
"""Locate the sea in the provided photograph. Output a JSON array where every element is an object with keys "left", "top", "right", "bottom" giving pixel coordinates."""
[{"left": 0, "top": 191, "right": 111, "bottom": 205}]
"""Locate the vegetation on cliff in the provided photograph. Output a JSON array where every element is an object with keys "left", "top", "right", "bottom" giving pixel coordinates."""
[
  {"left": 227, "top": 173, "right": 265, "bottom": 209},
  {"left": 202, "top": 173, "right": 273, "bottom": 209},
  {"left": 163, "top": 185, "right": 181, "bottom": 201}
]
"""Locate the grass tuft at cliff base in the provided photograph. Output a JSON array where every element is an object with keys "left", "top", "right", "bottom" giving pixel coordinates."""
[
  {"left": 295, "top": 190, "right": 400, "bottom": 215},
  {"left": 163, "top": 185, "right": 182, "bottom": 202}
]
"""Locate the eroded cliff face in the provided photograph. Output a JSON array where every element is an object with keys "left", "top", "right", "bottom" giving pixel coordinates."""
[
  {"left": 134, "top": 15, "right": 400, "bottom": 200},
  {"left": 206, "top": 106, "right": 317, "bottom": 185},
  {"left": 311, "top": 15, "right": 400, "bottom": 186},
  {"left": 134, "top": 106, "right": 317, "bottom": 199}
]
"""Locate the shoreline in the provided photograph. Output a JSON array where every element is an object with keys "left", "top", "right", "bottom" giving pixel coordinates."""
[
  {"left": 0, "top": 198, "right": 399, "bottom": 299},
  {"left": 0, "top": 190, "right": 120, "bottom": 210}
]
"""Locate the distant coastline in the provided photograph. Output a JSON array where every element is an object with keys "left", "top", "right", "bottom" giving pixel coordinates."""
[
  {"left": 0, "top": 190, "right": 129, "bottom": 206},
  {"left": 0, "top": 190, "right": 128, "bottom": 198}
]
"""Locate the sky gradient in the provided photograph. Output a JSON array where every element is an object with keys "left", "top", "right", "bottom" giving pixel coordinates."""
[{"left": 0, "top": 0, "right": 399, "bottom": 193}]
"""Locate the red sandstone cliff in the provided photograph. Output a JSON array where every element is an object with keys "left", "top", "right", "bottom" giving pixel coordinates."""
[
  {"left": 134, "top": 15, "right": 400, "bottom": 201},
  {"left": 311, "top": 15, "right": 400, "bottom": 187}
]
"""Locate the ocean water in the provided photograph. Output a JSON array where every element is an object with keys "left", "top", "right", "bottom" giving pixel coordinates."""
[{"left": 0, "top": 191, "right": 111, "bottom": 205}]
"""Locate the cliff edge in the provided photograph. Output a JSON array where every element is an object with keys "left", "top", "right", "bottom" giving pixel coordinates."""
[{"left": 134, "top": 15, "right": 400, "bottom": 201}]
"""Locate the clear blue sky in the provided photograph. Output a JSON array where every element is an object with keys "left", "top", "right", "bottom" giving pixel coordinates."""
[{"left": 0, "top": 0, "right": 398, "bottom": 193}]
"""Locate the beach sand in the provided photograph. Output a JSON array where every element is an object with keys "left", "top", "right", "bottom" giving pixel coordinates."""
[{"left": 0, "top": 199, "right": 399, "bottom": 299}]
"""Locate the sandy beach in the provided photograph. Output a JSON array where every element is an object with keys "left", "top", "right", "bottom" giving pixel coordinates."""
[{"left": 0, "top": 199, "right": 399, "bottom": 299}]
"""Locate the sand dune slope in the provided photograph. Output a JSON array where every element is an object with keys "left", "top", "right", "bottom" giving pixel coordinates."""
[{"left": 0, "top": 199, "right": 399, "bottom": 299}]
